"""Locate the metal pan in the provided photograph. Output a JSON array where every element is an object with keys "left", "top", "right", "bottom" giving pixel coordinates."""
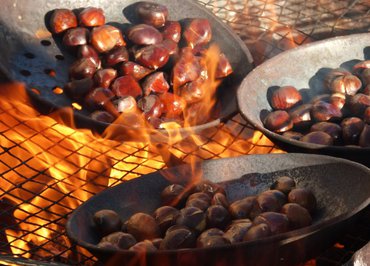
[
  {"left": 66, "top": 153, "right": 370, "bottom": 266},
  {"left": 237, "top": 33, "right": 370, "bottom": 166},
  {"left": 0, "top": 0, "right": 253, "bottom": 138}
]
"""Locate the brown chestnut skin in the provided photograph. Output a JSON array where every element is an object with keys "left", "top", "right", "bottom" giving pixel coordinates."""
[
  {"left": 186, "top": 198, "right": 210, "bottom": 212},
  {"left": 270, "top": 176, "right": 296, "bottom": 195},
  {"left": 216, "top": 53, "right": 233, "bottom": 79},
  {"left": 183, "top": 19, "right": 212, "bottom": 49},
  {"left": 129, "top": 240, "right": 157, "bottom": 252},
  {"left": 127, "top": 24, "right": 163, "bottom": 45},
  {"left": 349, "top": 93, "right": 370, "bottom": 117},
  {"left": 188, "top": 192, "right": 212, "bottom": 203},
  {"left": 97, "top": 241, "right": 118, "bottom": 250},
  {"left": 263, "top": 190, "right": 287, "bottom": 207},
  {"left": 179, "top": 78, "right": 206, "bottom": 104},
  {"left": 104, "top": 46, "right": 129, "bottom": 67},
  {"left": 126, "top": 212, "right": 160, "bottom": 241},
  {"left": 93, "top": 209, "right": 122, "bottom": 237},
  {"left": 282, "top": 131, "right": 304, "bottom": 141},
  {"left": 300, "top": 131, "right": 333, "bottom": 146},
  {"left": 211, "top": 192, "right": 229, "bottom": 208},
  {"left": 270, "top": 86, "right": 302, "bottom": 110},
  {"left": 311, "top": 94, "right": 331, "bottom": 104},
  {"left": 153, "top": 206, "right": 180, "bottom": 234},
  {"left": 120, "top": 61, "right": 153, "bottom": 80},
  {"left": 196, "top": 236, "right": 230, "bottom": 248},
  {"left": 111, "top": 75, "right": 142, "bottom": 99},
  {"left": 91, "top": 111, "right": 115, "bottom": 123},
  {"left": 243, "top": 223, "right": 271, "bottom": 241},
  {"left": 229, "top": 196, "right": 256, "bottom": 219},
  {"left": 137, "top": 94, "right": 163, "bottom": 120},
  {"left": 176, "top": 207, "right": 206, "bottom": 233},
  {"left": 330, "top": 93, "right": 346, "bottom": 110},
  {"left": 91, "top": 25, "right": 126, "bottom": 53},
  {"left": 250, "top": 191, "right": 285, "bottom": 219},
  {"left": 159, "top": 92, "right": 186, "bottom": 119},
  {"left": 77, "top": 45, "right": 101, "bottom": 69},
  {"left": 160, "top": 228, "right": 196, "bottom": 250},
  {"left": 341, "top": 117, "right": 365, "bottom": 145},
  {"left": 172, "top": 47, "right": 201, "bottom": 88},
  {"left": 325, "top": 68, "right": 351, "bottom": 89},
  {"left": 79, "top": 7, "right": 105, "bottom": 27},
  {"left": 64, "top": 77, "right": 94, "bottom": 100},
  {"left": 206, "top": 205, "right": 231, "bottom": 230},
  {"left": 114, "top": 96, "right": 137, "bottom": 113},
  {"left": 197, "top": 228, "right": 224, "bottom": 241},
  {"left": 281, "top": 203, "right": 312, "bottom": 229},
  {"left": 264, "top": 110, "right": 293, "bottom": 133},
  {"left": 161, "top": 184, "right": 187, "bottom": 207},
  {"left": 224, "top": 221, "right": 252, "bottom": 243},
  {"left": 69, "top": 57, "right": 98, "bottom": 80},
  {"left": 311, "top": 101, "right": 342, "bottom": 122},
  {"left": 94, "top": 68, "right": 117, "bottom": 89},
  {"left": 161, "top": 21, "right": 181, "bottom": 43},
  {"left": 288, "top": 188, "right": 317, "bottom": 214},
  {"left": 253, "top": 212, "right": 289, "bottom": 235},
  {"left": 142, "top": 72, "right": 170, "bottom": 95},
  {"left": 191, "top": 180, "right": 226, "bottom": 196},
  {"left": 165, "top": 225, "right": 190, "bottom": 236},
  {"left": 151, "top": 238, "right": 163, "bottom": 249},
  {"left": 62, "top": 27, "right": 89, "bottom": 47},
  {"left": 364, "top": 107, "right": 370, "bottom": 124},
  {"left": 136, "top": 1, "right": 168, "bottom": 28},
  {"left": 50, "top": 9, "right": 77, "bottom": 34},
  {"left": 134, "top": 44, "right": 170, "bottom": 70},
  {"left": 85, "top": 87, "right": 114, "bottom": 110},
  {"left": 101, "top": 232, "right": 137, "bottom": 250},
  {"left": 310, "top": 122, "right": 342, "bottom": 142},
  {"left": 289, "top": 104, "right": 312, "bottom": 128},
  {"left": 330, "top": 73, "right": 362, "bottom": 95},
  {"left": 359, "top": 124, "right": 370, "bottom": 147},
  {"left": 161, "top": 39, "right": 179, "bottom": 55}
]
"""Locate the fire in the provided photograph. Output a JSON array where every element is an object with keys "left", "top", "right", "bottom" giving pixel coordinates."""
[{"left": 0, "top": 45, "right": 280, "bottom": 264}]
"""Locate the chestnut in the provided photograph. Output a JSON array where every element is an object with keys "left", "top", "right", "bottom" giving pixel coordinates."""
[
  {"left": 127, "top": 24, "right": 163, "bottom": 45},
  {"left": 120, "top": 61, "right": 153, "bottom": 80},
  {"left": 126, "top": 212, "right": 160, "bottom": 241},
  {"left": 94, "top": 68, "right": 117, "bottom": 88},
  {"left": 188, "top": 192, "right": 212, "bottom": 203},
  {"left": 165, "top": 225, "right": 190, "bottom": 236},
  {"left": 186, "top": 198, "right": 210, "bottom": 211},
  {"left": 161, "top": 21, "right": 181, "bottom": 43},
  {"left": 224, "top": 221, "right": 252, "bottom": 243},
  {"left": 196, "top": 236, "right": 230, "bottom": 248},
  {"left": 176, "top": 207, "right": 206, "bottom": 233},
  {"left": 197, "top": 228, "right": 224, "bottom": 241},
  {"left": 77, "top": 45, "right": 101, "bottom": 69},
  {"left": 310, "top": 122, "right": 342, "bottom": 142},
  {"left": 311, "top": 94, "right": 331, "bottom": 104},
  {"left": 183, "top": 19, "right": 212, "bottom": 49},
  {"left": 101, "top": 232, "right": 137, "bottom": 250},
  {"left": 270, "top": 86, "right": 302, "bottom": 110},
  {"left": 211, "top": 192, "right": 229, "bottom": 208},
  {"left": 349, "top": 93, "right": 370, "bottom": 117},
  {"left": 62, "top": 27, "right": 89, "bottom": 47},
  {"left": 364, "top": 107, "right": 370, "bottom": 124},
  {"left": 179, "top": 78, "right": 206, "bottom": 104},
  {"left": 97, "top": 241, "right": 118, "bottom": 250},
  {"left": 160, "top": 228, "right": 196, "bottom": 250},
  {"left": 228, "top": 196, "right": 256, "bottom": 219},
  {"left": 159, "top": 93, "right": 186, "bottom": 118},
  {"left": 325, "top": 68, "right": 351, "bottom": 89},
  {"left": 114, "top": 96, "right": 137, "bottom": 113},
  {"left": 64, "top": 77, "right": 94, "bottom": 100},
  {"left": 263, "top": 110, "right": 293, "bottom": 133},
  {"left": 50, "top": 9, "right": 77, "bottom": 34},
  {"left": 153, "top": 206, "right": 180, "bottom": 234},
  {"left": 281, "top": 203, "right": 312, "bottom": 229},
  {"left": 300, "top": 131, "right": 333, "bottom": 146},
  {"left": 263, "top": 190, "right": 287, "bottom": 206},
  {"left": 270, "top": 176, "right": 296, "bottom": 195},
  {"left": 79, "top": 7, "right": 105, "bottom": 27},
  {"left": 93, "top": 209, "right": 122, "bottom": 236},
  {"left": 134, "top": 43, "right": 170, "bottom": 70},
  {"left": 341, "top": 117, "right": 365, "bottom": 145},
  {"left": 161, "top": 39, "right": 179, "bottom": 55},
  {"left": 330, "top": 93, "right": 346, "bottom": 110},
  {"left": 104, "top": 46, "right": 129, "bottom": 67},
  {"left": 91, "top": 25, "right": 125, "bottom": 53},
  {"left": 137, "top": 94, "right": 163, "bottom": 120},
  {"left": 136, "top": 1, "right": 168, "bottom": 28},
  {"left": 216, "top": 53, "right": 233, "bottom": 79},
  {"left": 91, "top": 111, "right": 115, "bottom": 123},
  {"left": 142, "top": 72, "right": 170, "bottom": 95},
  {"left": 172, "top": 47, "right": 201, "bottom": 88},
  {"left": 161, "top": 184, "right": 187, "bottom": 207},
  {"left": 282, "top": 131, "right": 303, "bottom": 141},
  {"left": 250, "top": 191, "right": 284, "bottom": 219},
  {"left": 69, "top": 57, "right": 98, "bottom": 80},
  {"left": 359, "top": 124, "right": 370, "bottom": 147},
  {"left": 151, "top": 238, "right": 163, "bottom": 249},
  {"left": 288, "top": 188, "right": 317, "bottom": 213},
  {"left": 253, "top": 212, "right": 289, "bottom": 235},
  {"left": 289, "top": 104, "right": 312, "bottom": 128},
  {"left": 311, "top": 101, "right": 342, "bottom": 122},
  {"left": 85, "top": 87, "right": 114, "bottom": 110},
  {"left": 129, "top": 240, "right": 157, "bottom": 252},
  {"left": 206, "top": 205, "right": 231, "bottom": 230},
  {"left": 191, "top": 180, "right": 226, "bottom": 197},
  {"left": 111, "top": 75, "right": 142, "bottom": 99},
  {"left": 243, "top": 223, "right": 271, "bottom": 241},
  {"left": 329, "top": 73, "right": 362, "bottom": 95}
]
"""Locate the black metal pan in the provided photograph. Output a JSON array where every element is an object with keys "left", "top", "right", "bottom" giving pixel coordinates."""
[
  {"left": 237, "top": 33, "right": 370, "bottom": 166},
  {"left": 0, "top": 0, "right": 253, "bottom": 138},
  {"left": 66, "top": 153, "right": 370, "bottom": 266}
]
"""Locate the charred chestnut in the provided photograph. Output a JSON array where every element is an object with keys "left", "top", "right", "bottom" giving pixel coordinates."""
[
  {"left": 126, "top": 212, "right": 160, "bottom": 241},
  {"left": 93, "top": 209, "right": 122, "bottom": 236}
]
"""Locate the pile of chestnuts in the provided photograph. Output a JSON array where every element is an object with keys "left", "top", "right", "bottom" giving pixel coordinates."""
[
  {"left": 49, "top": 1, "right": 233, "bottom": 128},
  {"left": 93, "top": 176, "right": 317, "bottom": 251},
  {"left": 263, "top": 61, "right": 370, "bottom": 147}
]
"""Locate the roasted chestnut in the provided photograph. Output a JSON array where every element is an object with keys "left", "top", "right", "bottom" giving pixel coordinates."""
[
  {"left": 281, "top": 203, "right": 312, "bottom": 229},
  {"left": 263, "top": 110, "right": 293, "bottom": 133},
  {"left": 288, "top": 188, "right": 317, "bottom": 213},
  {"left": 176, "top": 207, "right": 206, "bottom": 232},
  {"left": 300, "top": 131, "right": 333, "bottom": 146},
  {"left": 64, "top": 77, "right": 94, "bottom": 100},
  {"left": 329, "top": 73, "right": 362, "bottom": 95},
  {"left": 243, "top": 223, "right": 271, "bottom": 241},
  {"left": 196, "top": 236, "right": 230, "bottom": 248},
  {"left": 359, "top": 124, "right": 370, "bottom": 147},
  {"left": 137, "top": 94, "right": 163, "bottom": 120},
  {"left": 129, "top": 240, "right": 157, "bottom": 252},
  {"left": 69, "top": 57, "right": 98, "bottom": 80},
  {"left": 160, "top": 228, "right": 196, "bottom": 250},
  {"left": 136, "top": 1, "right": 168, "bottom": 28},
  {"left": 100, "top": 231, "right": 137, "bottom": 250},
  {"left": 349, "top": 93, "right": 370, "bottom": 117},
  {"left": 111, "top": 75, "right": 142, "bottom": 98},
  {"left": 142, "top": 72, "right": 170, "bottom": 95},
  {"left": 126, "top": 213, "right": 160, "bottom": 241},
  {"left": 186, "top": 198, "right": 210, "bottom": 211},
  {"left": 270, "top": 86, "right": 302, "bottom": 110},
  {"left": 183, "top": 19, "right": 212, "bottom": 49},
  {"left": 91, "top": 25, "right": 125, "bottom": 53},
  {"left": 270, "top": 176, "right": 296, "bottom": 195},
  {"left": 127, "top": 24, "right": 163, "bottom": 45},
  {"left": 159, "top": 92, "right": 186, "bottom": 118},
  {"left": 161, "top": 21, "right": 181, "bottom": 43},
  {"left": 253, "top": 212, "right": 289, "bottom": 235},
  {"left": 364, "top": 107, "right": 370, "bottom": 124},
  {"left": 153, "top": 206, "right": 180, "bottom": 234},
  {"left": 114, "top": 96, "right": 137, "bottom": 113},
  {"left": 172, "top": 47, "right": 201, "bottom": 88},
  {"left": 250, "top": 191, "right": 284, "bottom": 219},
  {"left": 330, "top": 93, "right": 346, "bottom": 110},
  {"left": 311, "top": 101, "right": 342, "bottom": 122},
  {"left": 134, "top": 44, "right": 170, "bottom": 70},
  {"left": 50, "top": 9, "right": 77, "bottom": 34},
  {"left": 77, "top": 45, "right": 101, "bottom": 69},
  {"left": 161, "top": 184, "right": 187, "bottom": 207},
  {"left": 229, "top": 196, "right": 256, "bottom": 219},
  {"left": 94, "top": 68, "right": 117, "bottom": 88},
  {"left": 211, "top": 192, "right": 229, "bottom": 208},
  {"left": 224, "top": 221, "right": 252, "bottom": 243},
  {"left": 85, "top": 87, "right": 114, "bottom": 110},
  {"left": 206, "top": 205, "right": 231, "bottom": 230},
  {"left": 93, "top": 209, "right": 122, "bottom": 236},
  {"left": 288, "top": 103, "right": 312, "bottom": 128},
  {"left": 216, "top": 53, "right": 233, "bottom": 79},
  {"left": 91, "top": 110, "right": 115, "bottom": 123},
  {"left": 104, "top": 46, "right": 129, "bottom": 67},
  {"left": 341, "top": 117, "right": 365, "bottom": 145},
  {"left": 79, "top": 7, "right": 105, "bottom": 27},
  {"left": 62, "top": 27, "right": 89, "bottom": 47},
  {"left": 197, "top": 228, "right": 224, "bottom": 241},
  {"left": 191, "top": 180, "right": 225, "bottom": 197},
  {"left": 310, "top": 122, "right": 342, "bottom": 142},
  {"left": 120, "top": 61, "right": 153, "bottom": 80},
  {"left": 282, "top": 131, "right": 303, "bottom": 141}
]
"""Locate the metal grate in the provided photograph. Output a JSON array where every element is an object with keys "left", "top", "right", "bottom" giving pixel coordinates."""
[{"left": 0, "top": 0, "right": 369, "bottom": 265}]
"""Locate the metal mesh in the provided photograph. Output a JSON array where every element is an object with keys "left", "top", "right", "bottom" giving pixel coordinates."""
[{"left": 0, "top": 0, "right": 369, "bottom": 265}]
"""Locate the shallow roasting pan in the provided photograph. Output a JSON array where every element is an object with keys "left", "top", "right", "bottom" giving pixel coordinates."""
[
  {"left": 0, "top": 0, "right": 253, "bottom": 137},
  {"left": 237, "top": 33, "right": 370, "bottom": 167},
  {"left": 67, "top": 153, "right": 370, "bottom": 266}
]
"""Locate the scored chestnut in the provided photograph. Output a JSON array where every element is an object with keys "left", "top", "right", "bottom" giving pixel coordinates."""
[
  {"left": 50, "top": 9, "right": 77, "bottom": 34},
  {"left": 94, "top": 68, "right": 117, "bottom": 88},
  {"left": 243, "top": 223, "right": 271, "bottom": 241},
  {"left": 176, "top": 207, "right": 206, "bottom": 233},
  {"left": 183, "top": 19, "right": 212, "bottom": 50},
  {"left": 263, "top": 110, "right": 293, "bottom": 133},
  {"left": 228, "top": 196, "right": 256, "bottom": 219},
  {"left": 77, "top": 45, "right": 101, "bottom": 69},
  {"left": 120, "top": 61, "right": 153, "bottom": 80},
  {"left": 91, "top": 25, "right": 126, "bottom": 53},
  {"left": 104, "top": 46, "right": 129, "bottom": 67},
  {"left": 224, "top": 221, "right": 252, "bottom": 243},
  {"left": 142, "top": 72, "right": 170, "bottom": 95},
  {"left": 310, "top": 122, "right": 342, "bottom": 142},
  {"left": 153, "top": 206, "right": 180, "bottom": 234},
  {"left": 79, "top": 7, "right": 105, "bottom": 27},
  {"left": 93, "top": 209, "right": 122, "bottom": 236},
  {"left": 161, "top": 184, "right": 187, "bottom": 207},
  {"left": 206, "top": 205, "right": 231, "bottom": 230},
  {"left": 126, "top": 212, "right": 160, "bottom": 241},
  {"left": 311, "top": 101, "right": 342, "bottom": 122},
  {"left": 100, "top": 231, "right": 137, "bottom": 250},
  {"left": 111, "top": 75, "right": 142, "bottom": 99},
  {"left": 161, "top": 21, "right": 182, "bottom": 43},
  {"left": 281, "top": 203, "right": 312, "bottom": 229},
  {"left": 62, "top": 27, "right": 89, "bottom": 47},
  {"left": 270, "top": 86, "right": 302, "bottom": 110},
  {"left": 160, "top": 227, "right": 196, "bottom": 250},
  {"left": 253, "top": 212, "right": 289, "bottom": 235}
]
